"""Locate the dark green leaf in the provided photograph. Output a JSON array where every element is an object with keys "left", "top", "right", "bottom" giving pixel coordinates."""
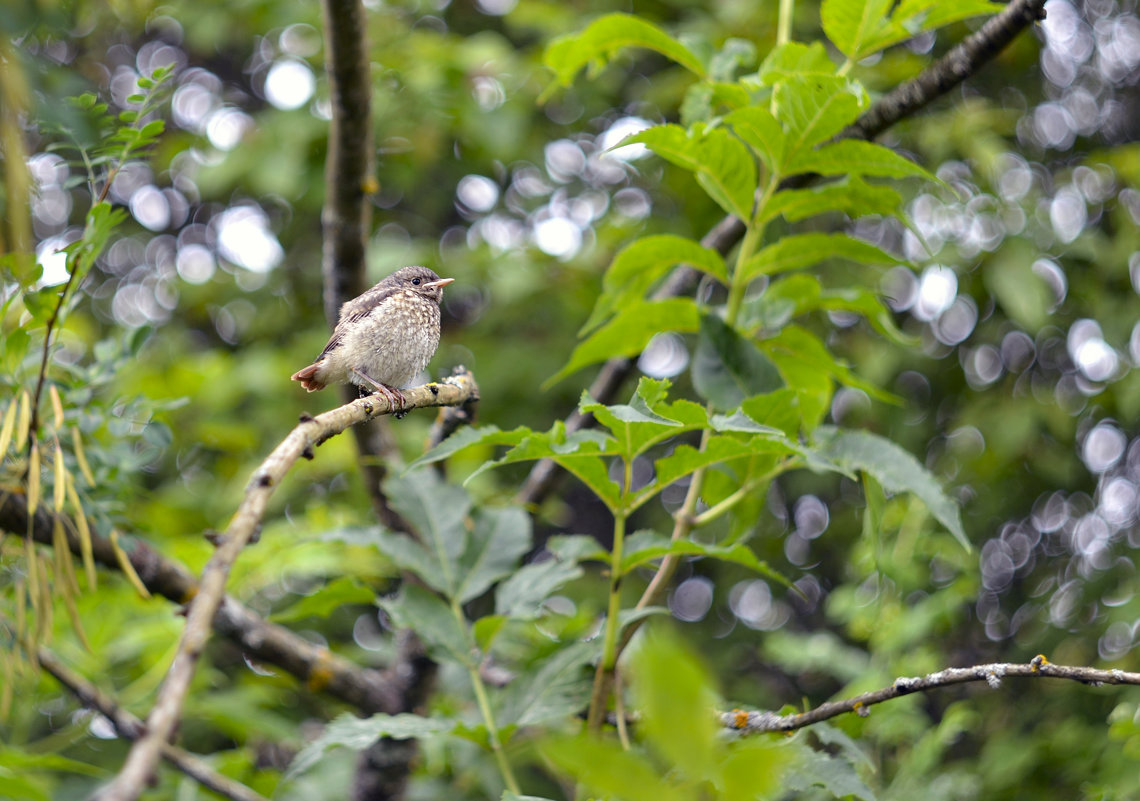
[
  {"left": 455, "top": 507, "right": 532, "bottom": 604},
  {"left": 380, "top": 585, "right": 474, "bottom": 665},
  {"left": 693, "top": 313, "right": 783, "bottom": 410},
  {"left": 385, "top": 470, "right": 471, "bottom": 591},
  {"left": 494, "top": 557, "right": 585, "bottom": 619},
  {"left": 497, "top": 642, "right": 595, "bottom": 728},
  {"left": 287, "top": 712, "right": 456, "bottom": 780}
]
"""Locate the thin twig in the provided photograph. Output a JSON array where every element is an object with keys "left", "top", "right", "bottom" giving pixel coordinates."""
[
  {"left": 38, "top": 648, "right": 271, "bottom": 801},
  {"left": 516, "top": 0, "right": 1048, "bottom": 508},
  {"left": 93, "top": 370, "right": 478, "bottom": 801},
  {"left": 722, "top": 657, "right": 1140, "bottom": 734}
]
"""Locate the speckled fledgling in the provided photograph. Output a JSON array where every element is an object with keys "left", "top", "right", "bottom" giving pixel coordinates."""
[{"left": 291, "top": 265, "right": 454, "bottom": 410}]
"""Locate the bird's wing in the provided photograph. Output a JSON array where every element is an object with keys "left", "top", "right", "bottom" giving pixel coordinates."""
[{"left": 315, "top": 286, "right": 394, "bottom": 359}]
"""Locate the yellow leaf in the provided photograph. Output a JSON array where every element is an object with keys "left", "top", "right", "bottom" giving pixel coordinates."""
[
  {"left": 53, "top": 439, "right": 66, "bottom": 511},
  {"left": 15, "top": 390, "right": 31, "bottom": 452},
  {"left": 72, "top": 426, "right": 95, "bottom": 486},
  {"left": 111, "top": 530, "right": 150, "bottom": 599},
  {"left": 0, "top": 400, "right": 17, "bottom": 458},
  {"left": 66, "top": 481, "right": 97, "bottom": 590},
  {"left": 49, "top": 384, "right": 64, "bottom": 430},
  {"left": 27, "top": 440, "right": 40, "bottom": 515}
]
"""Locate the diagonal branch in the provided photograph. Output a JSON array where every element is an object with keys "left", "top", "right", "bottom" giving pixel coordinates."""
[
  {"left": 516, "top": 0, "right": 1048, "bottom": 508},
  {"left": 92, "top": 369, "right": 478, "bottom": 801},
  {"left": 722, "top": 657, "right": 1140, "bottom": 734},
  {"left": 38, "top": 648, "right": 271, "bottom": 801}
]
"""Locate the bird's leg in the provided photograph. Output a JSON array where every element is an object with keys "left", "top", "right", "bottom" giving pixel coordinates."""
[{"left": 351, "top": 369, "right": 408, "bottom": 415}]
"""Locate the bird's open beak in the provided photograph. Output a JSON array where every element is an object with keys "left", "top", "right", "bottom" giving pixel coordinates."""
[{"left": 424, "top": 278, "right": 455, "bottom": 289}]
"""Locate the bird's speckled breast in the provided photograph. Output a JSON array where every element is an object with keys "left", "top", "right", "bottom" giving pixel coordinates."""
[{"left": 327, "top": 289, "right": 441, "bottom": 389}]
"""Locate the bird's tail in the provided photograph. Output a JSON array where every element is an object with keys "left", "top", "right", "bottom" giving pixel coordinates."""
[{"left": 290, "top": 363, "right": 325, "bottom": 392}]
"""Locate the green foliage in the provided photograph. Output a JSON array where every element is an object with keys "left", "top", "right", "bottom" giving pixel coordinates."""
[{"left": 4, "top": 0, "right": 1136, "bottom": 799}]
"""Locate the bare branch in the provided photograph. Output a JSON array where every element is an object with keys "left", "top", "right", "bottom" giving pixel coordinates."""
[
  {"left": 38, "top": 649, "right": 271, "bottom": 801},
  {"left": 516, "top": 0, "right": 1047, "bottom": 508},
  {"left": 93, "top": 369, "right": 478, "bottom": 801},
  {"left": 722, "top": 657, "right": 1140, "bottom": 735},
  {"left": 320, "top": 0, "right": 372, "bottom": 322}
]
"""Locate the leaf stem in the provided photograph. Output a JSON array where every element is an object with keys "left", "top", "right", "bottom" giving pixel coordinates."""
[
  {"left": 777, "top": 0, "right": 795, "bottom": 45},
  {"left": 586, "top": 508, "right": 627, "bottom": 731},
  {"left": 456, "top": 600, "right": 520, "bottom": 794}
]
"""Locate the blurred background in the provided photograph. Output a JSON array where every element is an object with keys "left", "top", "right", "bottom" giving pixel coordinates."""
[{"left": 3, "top": 0, "right": 1140, "bottom": 797}]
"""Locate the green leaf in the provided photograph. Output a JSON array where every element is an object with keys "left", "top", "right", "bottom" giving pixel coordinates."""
[
  {"left": 468, "top": 425, "right": 622, "bottom": 511},
  {"left": 380, "top": 585, "right": 474, "bottom": 665},
  {"left": 724, "top": 106, "right": 786, "bottom": 177},
  {"left": 625, "top": 124, "right": 757, "bottom": 220},
  {"left": 407, "top": 425, "right": 531, "bottom": 471},
  {"left": 741, "top": 273, "right": 821, "bottom": 333},
  {"left": 632, "top": 629, "right": 719, "bottom": 782},
  {"left": 455, "top": 507, "right": 532, "bottom": 604},
  {"left": 760, "top": 175, "right": 904, "bottom": 224},
  {"left": 582, "top": 235, "right": 727, "bottom": 335},
  {"left": 822, "top": 0, "right": 894, "bottom": 61},
  {"left": 818, "top": 287, "right": 916, "bottom": 346},
  {"left": 757, "top": 42, "right": 838, "bottom": 83},
  {"left": 738, "top": 388, "right": 807, "bottom": 437},
  {"left": 541, "top": 734, "right": 685, "bottom": 801},
  {"left": 547, "top": 298, "right": 700, "bottom": 387},
  {"left": 580, "top": 378, "right": 701, "bottom": 461},
  {"left": 619, "top": 531, "right": 789, "bottom": 586},
  {"left": 709, "top": 38, "right": 757, "bottom": 82},
  {"left": 774, "top": 76, "right": 867, "bottom": 163},
  {"left": 385, "top": 470, "right": 471, "bottom": 592},
  {"left": 759, "top": 324, "right": 896, "bottom": 403},
  {"left": 497, "top": 641, "right": 595, "bottom": 728},
  {"left": 544, "top": 13, "right": 707, "bottom": 88},
  {"left": 984, "top": 249, "right": 1053, "bottom": 332},
  {"left": 693, "top": 313, "right": 784, "bottom": 410},
  {"left": 495, "top": 557, "right": 585, "bottom": 619},
  {"left": 784, "top": 741, "right": 876, "bottom": 801},
  {"left": 270, "top": 577, "right": 377, "bottom": 624},
  {"left": 645, "top": 435, "right": 796, "bottom": 510},
  {"left": 719, "top": 738, "right": 791, "bottom": 799},
  {"left": 814, "top": 426, "right": 969, "bottom": 549},
  {"left": 786, "top": 139, "right": 937, "bottom": 183},
  {"left": 739, "top": 232, "right": 903, "bottom": 282},
  {"left": 287, "top": 712, "right": 456, "bottom": 779}
]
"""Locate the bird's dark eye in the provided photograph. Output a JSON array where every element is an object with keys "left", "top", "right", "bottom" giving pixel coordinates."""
[{"left": 412, "top": 278, "right": 421, "bottom": 285}]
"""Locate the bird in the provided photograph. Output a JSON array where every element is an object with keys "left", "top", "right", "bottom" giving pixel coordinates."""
[{"left": 291, "top": 265, "right": 454, "bottom": 412}]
